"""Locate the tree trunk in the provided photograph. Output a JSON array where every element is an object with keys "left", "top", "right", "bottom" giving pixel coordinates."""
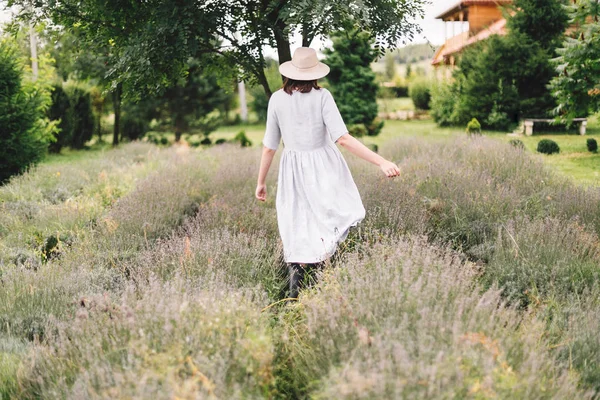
[
  {"left": 274, "top": 22, "right": 292, "bottom": 84},
  {"left": 256, "top": 66, "right": 272, "bottom": 98},
  {"left": 174, "top": 113, "right": 187, "bottom": 143},
  {"left": 112, "top": 83, "right": 122, "bottom": 146},
  {"left": 301, "top": 21, "right": 313, "bottom": 47},
  {"left": 238, "top": 81, "right": 248, "bottom": 122},
  {"left": 174, "top": 120, "right": 183, "bottom": 143}
]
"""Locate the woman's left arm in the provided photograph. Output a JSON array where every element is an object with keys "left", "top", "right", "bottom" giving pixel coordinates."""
[{"left": 256, "top": 146, "right": 277, "bottom": 201}]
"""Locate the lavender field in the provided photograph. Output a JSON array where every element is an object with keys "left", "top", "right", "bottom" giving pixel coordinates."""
[{"left": 1, "top": 136, "right": 600, "bottom": 399}]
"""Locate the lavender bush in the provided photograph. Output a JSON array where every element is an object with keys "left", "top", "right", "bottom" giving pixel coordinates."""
[
  {"left": 277, "top": 236, "right": 585, "bottom": 399},
  {"left": 2, "top": 135, "right": 600, "bottom": 398}
]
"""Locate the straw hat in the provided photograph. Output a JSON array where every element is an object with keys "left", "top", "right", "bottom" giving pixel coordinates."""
[{"left": 279, "top": 47, "right": 330, "bottom": 81}]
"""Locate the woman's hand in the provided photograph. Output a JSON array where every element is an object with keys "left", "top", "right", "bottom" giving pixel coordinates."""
[
  {"left": 379, "top": 160, "right": 401, "bottom": 178},
  {"left": 255, "top": 183, "right": 267, "bottom": 201}
]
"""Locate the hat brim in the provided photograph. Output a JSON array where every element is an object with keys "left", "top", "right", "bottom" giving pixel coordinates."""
[{"left": 279, "top": 61, "right": 330, "bottom": 81}]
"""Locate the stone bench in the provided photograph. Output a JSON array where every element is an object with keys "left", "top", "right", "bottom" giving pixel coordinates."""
[{"left": 524, "top": 118, "right": 588, "bottom": 136}]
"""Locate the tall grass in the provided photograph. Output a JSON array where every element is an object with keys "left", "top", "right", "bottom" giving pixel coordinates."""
[{"left": 2, "top": 135, "right": 600, "bottom": 398}]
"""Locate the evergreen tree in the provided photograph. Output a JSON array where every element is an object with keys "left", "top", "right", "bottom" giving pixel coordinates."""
[
  {"left": 0, "top": 40, "right": 55, "bottom": 183},
  {"left": 551, "top": 0, "right": 600, "bottom": 121},
  {"left": 324, "top": 30, "right": 383, "bottom": 136},
  {"left": 438, "top": 0, "right": 568, "bottom": 130}
]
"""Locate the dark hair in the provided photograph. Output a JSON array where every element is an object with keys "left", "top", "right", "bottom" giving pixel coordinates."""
[{"left": 283, "top": 78, "right": 321, "bottom": 95}]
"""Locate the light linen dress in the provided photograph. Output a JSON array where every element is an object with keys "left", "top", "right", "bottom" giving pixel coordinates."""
[{"left": 263, "top": 88, "right": 366, "bottom": 263}]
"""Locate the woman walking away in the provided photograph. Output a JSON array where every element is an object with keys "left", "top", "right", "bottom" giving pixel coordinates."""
[{"left": 255, "top": 47, "right": 400, "bottom": 299}]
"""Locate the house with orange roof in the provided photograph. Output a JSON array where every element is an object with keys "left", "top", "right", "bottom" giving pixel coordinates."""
[{"left": 432, "top": 0, "right": 512, "bottom": 76}]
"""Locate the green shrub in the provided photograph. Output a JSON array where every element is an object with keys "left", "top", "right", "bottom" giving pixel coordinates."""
[
  {"left": 146, "top": 132, "right": 160, "bottom": 145},
  {"left": 466, "top": 118, "right": 482, "bottom": 135},
  {"left": 347, "top": 124, "right": 368, "bottom": 137},
  {"left": 485, "top": 108, "right": 513, "bottom": 131},
  {"left": 121, "top": 100, "right": 153, "bottom": 141},
  {"left": 430, "top": 82, "right": 458, "bottom": 126},
  {"left": 0, "top": 40, "right": 55, "bottom": 184},
  {"left": 233, "top": 131, "right": 252, "bottom": 147},
  {"left": 47, "top": 84, "right": 73, "bottom": 153},
  {"left": 122, "top": 115, "right": 148, "bottom": 141},
  {"left": 63, "top": 83, "right": 95, "bottom": 149},
  {"left": 537, "top": 139, "right": 560, "bottom": 155},
  {"left": 509, "top": 139, "right": 525, "bottom": 150},
  {"left": 187, "top": 136, "right": 202, "bottom": 147},
  {"left": 366, "top": 117, "right": 384, "bottom": 136},
  {"left": 48, "top": 83, "right": 96, "bottom": 150},
  {"left": 215, "top": 138, "right": 227, "bottom": 145},
  {"left": 391, "top": 85, "right": 409, "bottom": 97},
  {"left": 200, "top": 137, "right": 212, "bottom": 146},
  {"left": 587, "top": 138, "right": 598, "bottom": 153},
  {"left": 408, "top": 78, "right": 432, "bottom": 110}
]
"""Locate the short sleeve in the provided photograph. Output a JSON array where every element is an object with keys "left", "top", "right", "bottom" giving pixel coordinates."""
[
  {"left": 322, "top": 89, "right": 348, "bottom": 143},
  {"left": 262, "top": 96, "right": 281, "bottom": 150}
]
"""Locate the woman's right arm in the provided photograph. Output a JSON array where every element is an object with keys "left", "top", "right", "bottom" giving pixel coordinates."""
[
  {"left": 336, "top": 134, "right": 400, "bottom": 178},
  {"left": 256, "top": 146, "right": 276, "bottom": 201}
]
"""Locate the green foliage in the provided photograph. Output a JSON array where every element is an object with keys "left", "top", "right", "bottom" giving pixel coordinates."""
[
  {"left": 47, "top": 82, "right": 96, "bottom": 150},
  {"left": 233, "top": 131, "right": 252, "bottom": 147},
  {"left": 64, "top": 83, "right": 95, "bottom": 148},
  {"left": 347, "top": 124, "right": 368, "bottom": 137},
  {"left": 443, "top": 0, "right": 568, "bottom": 130},
  {"left": 366, "top": 117, "right": 384, "bottom": 136},
  {"left": 537, "top": 139, "right": 560, "bottom": 154},
  {"left": 249, "top": 59, "right": 282, "bottom": 122},
  {"left": 0, "top": 40, "right": 56, "bottom": 184},
  {"left": 13, "top": 0, "right": 427, "bottom": 97},
  {"left": 507, "top": 0, "right": 569, "bottom": 49},
  {"left": 430, "top": 82, "right": 459, "bottom": 126},
  {"left": 157, "top": 60, "right": 229, "bottom": 141},
  {"left": 587, "top": 138, "right": 598, "bottom": 153},
  {"left": 465, "top": 118, "right": 482, "bottom": 136},
  {"left": 325, "top": 30, "right": 383, "bottom": 137},
  {"left": 408, "top": 78, "right": 431, "bottom": 110},
  {"left": 551, "top": 0, "right": 600, "bottom": 121},
  {"left": 146, "top": 132, "right": 170, "bottom": 146},
  {"left": 509, "top": 139, "right": 525, "bottom": 150},
  {"left": 121, "top": 99, "right": 154, "bottom": 141},
  {"left": 47, "top": 84, "right": 73, "bottom": 153}
]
